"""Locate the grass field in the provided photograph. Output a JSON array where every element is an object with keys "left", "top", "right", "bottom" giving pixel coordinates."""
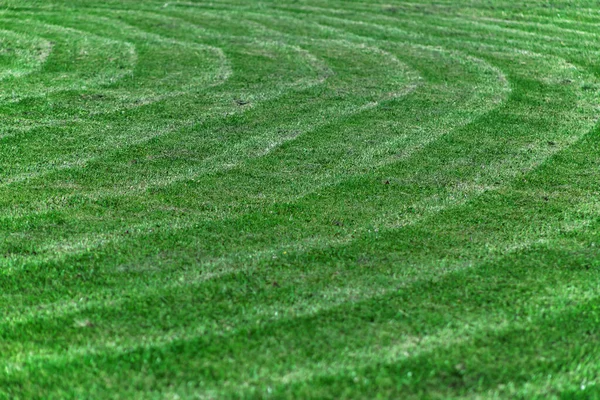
[{"left": 2, "top": 0, "right": 600, "bottom": 398}]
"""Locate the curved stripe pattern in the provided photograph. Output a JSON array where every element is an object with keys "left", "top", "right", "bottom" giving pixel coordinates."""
[{"left": 1, "top": 0, "right": 600, "bottom": 398}]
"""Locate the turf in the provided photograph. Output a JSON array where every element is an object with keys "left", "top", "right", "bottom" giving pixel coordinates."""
[{"left": 1, "top": 0, "right": 600, "bottom": 398}]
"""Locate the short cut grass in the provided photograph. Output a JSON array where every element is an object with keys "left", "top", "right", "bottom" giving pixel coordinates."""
[{"left": 1, "top": 0, "right": 600, "bottom": 398}]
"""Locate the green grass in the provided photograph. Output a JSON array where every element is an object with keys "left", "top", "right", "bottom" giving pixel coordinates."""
[{"left": 2, "top": 0, "right": 600, "bottom": 398}]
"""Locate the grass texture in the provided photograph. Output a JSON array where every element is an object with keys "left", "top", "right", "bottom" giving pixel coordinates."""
[{"left": 2, "top": 0, "right": 600, "bottom": 398}]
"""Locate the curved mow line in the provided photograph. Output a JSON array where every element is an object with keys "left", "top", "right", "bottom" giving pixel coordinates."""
[
  {"left": 0, "top": 11, "right": 233, "bottom": 142},
  {"left": 2, "top": 233, "right": 597, "bottom": 383},
  {"left": 3, "top": 1, "right": 600, "bottom": 382},
  {"left": 4, "top": 91, "right": 589, "bottom": 338},
  {"left": 459, "top": 5, "right": 600, "bottom": 24},
  {"left": 10, "top": 0, "right": 596, "bottom": 154},
  {"left": 475, "top": 15, "right": 600, "bottom": 36},
  {"left": 433, "top": 14, "right": 600, "bottom": 51},
  {"left": 295, "top": 62, "right": 598, "bottom": 242},
  {"left": 0, "top": 13, "right": 233, "bottom": 105},
  {"left": 306, "top": 9, "right": 600, "bottom": 152},
  {"left": 207, "top": 39, "right": 421, "bottom": 158},
  {"left": 0, "top": 12, "right": 237, "bottom": 143},
  {"left": 0, "top": 4, "right": 584, "bottom": 290},
  {"left": 384, "top": 15, "right": 600, "bottom": 92},
  {"left": 3, "top": 3, "right": 600, "bottom": 396},
  {"left": 88, "top": 8, "right": 600, "bottom": 299},
  {"left": 0, "top": 17, "right": 345, "bottom": 189},
  {"left": 248, "top": 75, "right": 600, "bottom": 340},
  {"left": 0, "top": 39, "right": 321, "bottom": 187},
  {"left": 3, "top": 5, "right": 412, "bottom": 184},
  {"left": 2, "top": 10, "right": 326, "bottom": 108},
  {"left": 0, "top": 40, "right": 419, "bottom": 266},
  {"left": 463, "top": 15, "right": 600, "bottom": 64},
  {"left": 377, "top": 18, "right": 600, "bottom": 92},
  {"left": 0, "top": 15, "right": 237, "bottom": 174},
  {"left": 88, "top": 7, "right": 332, "bottom": 91},
  {"left": 0, "top": 230, "right": 343, "bottom": 326},
  {"left": 0, "top": 46, "right": 417, "bottom": 216},
  {"left": 4, "top": 166, "right": 598, "bottom": 333},
  {"left": 70, "top": 8, "right": 495, "bottom": 188},
  {"left": 358, "top": 10, "right": 600, "bottom": 63},
  {"left": 0, "top": 32, "right": 506, "bottom": 316},
  {"left": 0, "top": 32, "right": 137, "bottom": 119},
  {"left": 135, "top": 7, "right": 343, "bottom": 93},
  {"left": 1, "top": 7, "right": 592, "bottom": 247},
  {"left": 0, "top": 29, "right": 53, "bottom": 80},
  {"left": 200, "top": 10, "right": 510, "bottom": 110},
  {"left": 0, "top": 11, "right": 509, "bottom": 267},
  {"left": 291, "top": 15, "right": 512, "bottom": 154},
  {"left": 132, "top": 8, "right": 336, "bottom": 89},
  {"left": 232, "top": 286, "right": 600, "bottom": 393},
  {"left": 275, "top": 0, "right": 600, "bottom": 66},
  {"left": 200, "top": 10, "right": 512, "bottom": 193},
  {"left": 0, "top": 18, "right": 138, "bottom": 101},
  {"left": 169, "top": 5, "right": 353, "bottom": 40},
  {"left": 239, "top": 292, "right": 600, "bottom": 394}
]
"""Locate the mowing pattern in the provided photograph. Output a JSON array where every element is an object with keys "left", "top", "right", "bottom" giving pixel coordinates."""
[{"left": 2, "top": 0, "right": 600, "bottom": 398}]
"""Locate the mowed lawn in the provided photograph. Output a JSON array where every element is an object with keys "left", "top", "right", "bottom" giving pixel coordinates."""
[{"left": 2, "top": 0, "right": 600, "bottom": 398}]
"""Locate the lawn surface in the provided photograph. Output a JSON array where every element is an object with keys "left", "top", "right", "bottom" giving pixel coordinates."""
[{"left": 2, "top": 0, "right": 600, "bottom": 398}]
